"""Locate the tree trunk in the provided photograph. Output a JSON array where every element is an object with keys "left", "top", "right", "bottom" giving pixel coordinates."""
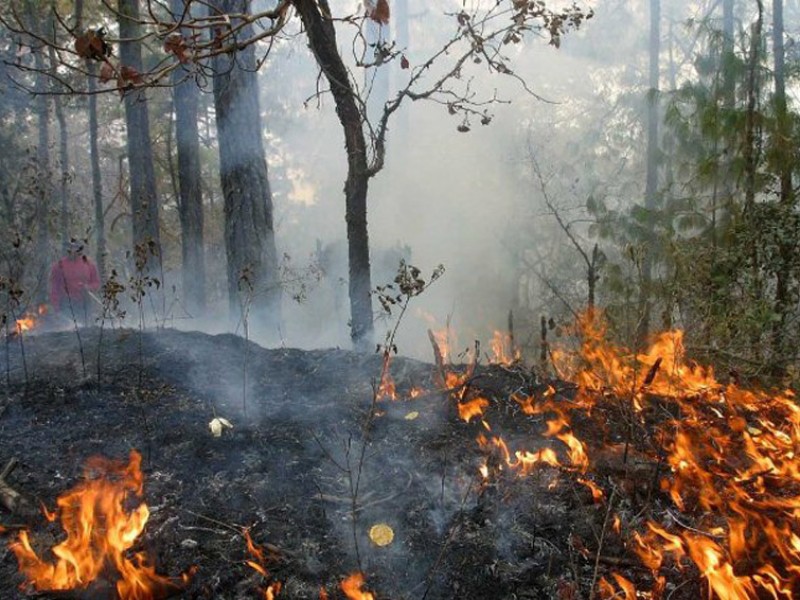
[
  {"left": 171, "top": 0, "right": 206, "bottom": 316},
  {"left": 637, "top": 0, "right": 660, "bottom": 346},
  {"left": 771, "top": 0, "right": 794, "bottom": 370},
  {"left": 743, "top": 2, "right": 762, "bottom": 213},
  {"left": 293, "top": 0, "right": 374, "bottom": 350},
  {"left": 87, "top": 61, "right": 106, "bottom": 281},
  {"left": 50, "top": 45, "right": 70, "bottom": 254},
  {"left": 212, "top": 0, "right": 281, "bottom": 336},
  {"left": 34, "top": 42, "right": 51, "bottom": 306},
  {"left": 118, "top": 0, "right": 161, "bottom": 270}
]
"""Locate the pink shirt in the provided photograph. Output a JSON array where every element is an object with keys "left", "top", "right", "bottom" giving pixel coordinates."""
[{"left": 49, "top": 256, "right": 101, "bottom": 307}]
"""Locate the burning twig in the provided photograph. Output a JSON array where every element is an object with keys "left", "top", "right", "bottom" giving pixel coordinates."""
[{"left": 427, "top": 328, "right": 447, "bottom": 387}]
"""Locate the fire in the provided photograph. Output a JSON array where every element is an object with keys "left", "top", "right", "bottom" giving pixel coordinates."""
[
  {"left": 10, "top": 450, "right": 189, "bottom": 599},
  {"left": 458, "top": 396, "right": 489, "bottom": 422},
  {"left": 547, "top": 311, "right": 800, "bottom": 598},
  {"left": 377, "top": 353, "right": 397, "bottom": 400},
  {"left": 340, "top": 572, "right": 374, "bottom": 600},
  {"left": 489, "top": 330, "right": 520, "bottom": 365},
  {"left": 243, "top": 528, "right": 281, "bottom": 598},
  {"left": 14, "top": 304, "right": 47, "bottom": 333}
]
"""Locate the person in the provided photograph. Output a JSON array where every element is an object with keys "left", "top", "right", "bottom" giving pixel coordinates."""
[{"left": 49, "top": 241, "right": 101, "bottom": 324}]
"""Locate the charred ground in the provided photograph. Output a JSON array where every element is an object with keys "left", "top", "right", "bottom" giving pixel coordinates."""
[{"left": 0, "top": 328, "right": 695, "bottom": 599}]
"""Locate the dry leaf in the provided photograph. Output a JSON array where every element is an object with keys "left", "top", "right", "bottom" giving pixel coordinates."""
[
  {"left": 369, "top": 0, "right": 390, "bottom": 24},
  {"left": 99, "top": 62, "right": 115, "bottom": 84},
  {"left": 209, "top": 417, "right": 234, "bottom": 437},
  {"left": 400, "top": 55, "right": 409, "bottom": 69}
]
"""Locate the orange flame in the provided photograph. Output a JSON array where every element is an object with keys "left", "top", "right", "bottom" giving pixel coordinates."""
[
  {"left": 340, "top": 572, "right": 374, "bottom": 600},
  {"left": 10, "top": 450, "right": 189, "bottom": 599},
  {"left": 553, "top": 311, "right": 800, "bottom": 598},
  {"left": 458, "top": 397, "right": 489, "bottom": 422},
  {"left": 489, "top": 330, "right": 520, "bottom": 365},
  {"left": 14, "top": 305, "right": 47, "bottom": 333},
  {"left": 377, "top": 354, "right": 397, "bottom": 400},
  {"left": 243, "top": 529, "right": 281, "bottom": 598}
]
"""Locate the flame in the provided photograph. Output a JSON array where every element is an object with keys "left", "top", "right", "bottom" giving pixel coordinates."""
[
  {"left": 10, "top": 450, "right": 189, "bottom": 599},
  {"left": 489, "top": 330, "right": 520, "bottom": 365},
  {"left": 243, "top": 529, "right": 281, "bottom": 598},
  {"left": 377, "top": 353, "right": 397, "bottom": 400},
  {"left": 549, "top": 311, "right": 800, "bottom": 598},
  {"left": 340, "top": 572, "right": 374, "bottom": 600},
  {"left": 14, "top": 305, "right": 47, "bottom": 333},
  {"left": 458, "top": 396, "right": 489, "bottom": 422}
]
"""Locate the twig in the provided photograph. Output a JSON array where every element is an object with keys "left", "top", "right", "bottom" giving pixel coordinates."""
[{"left": 588, "top": 485, "right": 618, "bottom": 600}]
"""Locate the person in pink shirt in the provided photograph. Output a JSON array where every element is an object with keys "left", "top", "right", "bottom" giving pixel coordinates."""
[{"left": 49, "top": 241, "right": 101, "bottom": 323}]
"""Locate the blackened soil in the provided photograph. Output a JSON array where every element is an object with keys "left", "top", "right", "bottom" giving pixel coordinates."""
[{"left": 0, "top": 328, "right": 696, "bottom": 599}]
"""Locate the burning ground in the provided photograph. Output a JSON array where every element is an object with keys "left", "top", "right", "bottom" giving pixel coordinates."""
[{"left": 0, "top": 323, "right": 797, "bottom": 598}]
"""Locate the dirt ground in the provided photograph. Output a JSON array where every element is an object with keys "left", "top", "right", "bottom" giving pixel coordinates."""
[{"left": 0, "top": 327, "right": 695, "bottom": 599}]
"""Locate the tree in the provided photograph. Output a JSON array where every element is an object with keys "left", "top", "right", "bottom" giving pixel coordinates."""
[
  {"left": 212, "top": 0, "right": 281, "bottom": 335},
  {"left": 637, "top": 0, "right": 661, "bottom": 345},
  {"left": 3, "top": 0, "right": 592, "bottom": 348},
  {"left": 118, "top": 0, "right": 161, "bottom": 268},
  {"left": 170, "top": 0, "right": 206, "bottom": 316}
]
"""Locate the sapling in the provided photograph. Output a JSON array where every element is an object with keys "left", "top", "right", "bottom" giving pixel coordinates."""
[
  {"left": 348, "top": 260, "right": 444, "bottom": 570},
  {"left": 96, "top": 269, "right": 126, "bottom": 381}
]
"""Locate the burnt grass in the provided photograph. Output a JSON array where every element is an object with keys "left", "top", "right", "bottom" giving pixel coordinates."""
[{"left": 0, "top": 327, "right": 701, "bottom": 599}]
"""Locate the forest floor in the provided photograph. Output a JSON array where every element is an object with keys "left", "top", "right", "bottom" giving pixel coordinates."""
[{"left": 0, "top": 326, "right": 699, "bottom": 599}]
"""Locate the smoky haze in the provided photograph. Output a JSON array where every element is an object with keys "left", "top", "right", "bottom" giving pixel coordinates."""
[{"left": 244, "top": 0, "right": 635, "bottom": 360}]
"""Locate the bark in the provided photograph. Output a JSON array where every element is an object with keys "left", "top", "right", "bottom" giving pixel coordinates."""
[
  {"left": 293, "top": 0, "right": 374, "bottom": 349},
  {"left": 637, "top": 0, "right": 660, "bottom": 346},
  {"left": 771, "top": 0, "right": 794, "bottom": 370},
  {"left": 50, "top": 46, "right": 70, "bottom": 254},
  {"left": 743, "top": 2, "right": 762, "bottom": 213},
  {"left": 212, "top": 0, "right": 281, "bottom": 335},
  {"left": 171, "top": 0, "right": 206, "bottom": 316},
  {"left": 772, "top": 0, "right": 791, "bottom": 206},
  {"left": 87, "top": 62, "right": 106, "bottom": 281},
  {"left": 34, "top": 40, "right": 51, "bottom": 306},
  {"left": 118, "top": 0, "right": 161, "bottom": 269}
]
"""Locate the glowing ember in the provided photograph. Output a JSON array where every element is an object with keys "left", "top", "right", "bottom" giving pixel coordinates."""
[
  {"left": 340, "top": 572, "right": 374, "bottom": 600},
  {"left": 9, "top": 450, "right": 189, "bottom": 599}
]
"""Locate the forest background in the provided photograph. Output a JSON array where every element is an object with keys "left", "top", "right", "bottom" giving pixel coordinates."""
[{"left": 1, "top": 0, "right": 798, "bottom": 385}]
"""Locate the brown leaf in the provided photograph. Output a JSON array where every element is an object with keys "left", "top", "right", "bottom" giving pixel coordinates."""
[
  {"left": 75, "top": 34, "right": 92, "bottom": 59},
  {"left": 99, "top": 61, "right": 115, "bottom": 84},
  {"left": 75, "top": 29, "right": 111, "bottom": 61},
  {"left": 400, "top": 55, "right": 409, "bottom": 69},
  {"left": 164, "top": 33, "right": 190, "bottom": 64},
  {"left": 120, "top": 65, "right": 143, "bottom": 85},
  {"left": 369, "top": 0, "right": 390, "bottom": 24}
]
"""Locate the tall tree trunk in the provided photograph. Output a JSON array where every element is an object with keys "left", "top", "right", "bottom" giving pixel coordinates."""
[
  {"left": 772, "top": 0, "right": 791, "bottom": 205},
  {"left": 637, "top": 0, "right": 660, "bottom": 346},
  {"left": 87, "top": 61, "right": 106, "bottom": 281},
  {"left": 34, "top": 40, "right": 51, "bottom": 306},
  {"left": 212, "top": 0, "right": 281, "bottom": 336},
  {"left": 771, "top": 0, "right": 794, "bottom": 370},
  {"left": 171, "top": 0, "right": 206, "bottom": 316},
  {"left": 743, "top": 1, "right": 763, "bottom": 213},
  {"left": 49, "top": 45, "right": 70, "bottom": 254},
  {"left": 118, "top": 0, "right": 161, "bottom": 270},
  {"left": 293, "top": 0, "right": 374, "bottom": 350}
]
